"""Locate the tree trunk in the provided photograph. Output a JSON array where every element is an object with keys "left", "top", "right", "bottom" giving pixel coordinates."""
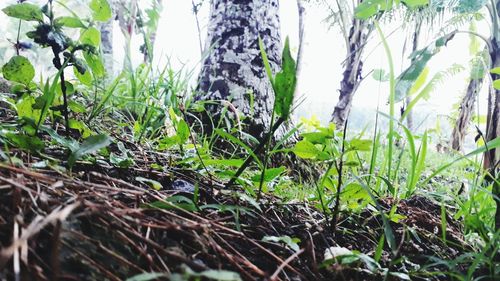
[
  {"left": 485, "top": 38, "right": 500, "bottom": 229},
  {"left": 451, "top": 78, "right": 482, "bottom": 151},
  {"left": 99, "top": 0, "right": 115, "bottom": 80},
  {"left": 196, "top": 0, "right": 282, "bottom": 139},
  {"left": 331, "top": 19, "right": 370, "bottom": 129}
]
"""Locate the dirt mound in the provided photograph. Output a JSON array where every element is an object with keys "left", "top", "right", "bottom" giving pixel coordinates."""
[{"left": 0, "top": 155, "right": 477, "bottom": 280}]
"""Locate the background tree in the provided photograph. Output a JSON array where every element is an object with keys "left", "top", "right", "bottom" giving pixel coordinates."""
[
  {"left": 99, "top": 0, "right": 115, "bottom": 79},
  {"left": 196, "top": 0, "right": 282, "bottom": 139},
  {"left": 484, "top": 0, "right": 500, "bottom": 229},
  {"left": 451, "top": 24, "right": 486, "bottom": 152},
  {"left": 324, "top": 0, "right": 372, "bottom": 129}
]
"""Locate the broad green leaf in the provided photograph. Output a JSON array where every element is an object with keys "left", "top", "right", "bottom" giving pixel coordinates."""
[
  {"left": 74, "top": 65, "right": 92, "bottom": 86},
  {"left": 89, "top": 0, "right": 112, "bottom": 22},
  {"left": 6, "top": 133, "right": 44, "bottom": 152},
  {"left": 493, "top": 80, "right": 500, "bottom": 90},
  {"left": 68, "top": 134, "right": 111, "bottom": 169},
  {"left": 293, "top": 140, "right": 320, "bottom": 159},
  {"left": 176, "top": 119, "right": 190, "bottom": 144},
  {"left": 83, "top": 51, "right": 105, "bottom": 77},
  {"left": 69, "top": 119, "right": 92, "bottom": 138},
  {"left": 80, "top": 27, "right": 101, "bottom": 47},
  {"left": 349, "top": 139, "right": 372, "bottom": 151},
  {"left": 2, "top": 3, "right": 43, "bottom": 22},
  {"left": 491, "top": 67, "right": 500, "bottom": 75},
  {"left": 251, "top": 166, "right": 286, "bottom": 182},
  {"left": 55, "top": 16, "right": 85, "bottom": 28},
  {"left": 68, "top": 100, "right": 87, "bottom": 113},
  {"left": 2, "top": 56, "right": 35, "bottom": 85},
  {"left": 395, "top": 32, "right": 456, "bottom": 102},
  {"left": 354, "top": 0, "right": 397, "bottom": 20},
  {"left": 273, "top": 37, "right": 297, "bottom": 120}
]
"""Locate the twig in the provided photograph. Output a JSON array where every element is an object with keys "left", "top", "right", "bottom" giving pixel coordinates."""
[{"left": 270, "top": 248, "right": 305, "bottom": 281}]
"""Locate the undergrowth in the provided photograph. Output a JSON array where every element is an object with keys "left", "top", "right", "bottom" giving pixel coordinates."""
[{"left": 0, "top": 1, "right": 499, "bottom": 280}]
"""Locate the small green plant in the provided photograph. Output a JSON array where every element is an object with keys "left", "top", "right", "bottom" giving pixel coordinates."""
[{"left": 2, "top": 0, "right": 112, "bottom": 136}]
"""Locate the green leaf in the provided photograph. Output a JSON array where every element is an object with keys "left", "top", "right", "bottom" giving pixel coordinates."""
[
  {"left": 126, "top": 272, "right": 167, "bottom": 281},
  {"left": 74, "top": 65, "right": 92, "bottom": 86},
  {"left": 147, "top": 196, "right": 197, "bottom": 212},
  {"left": 2, "top": 3, "right": 43, "bottom": 22},
  {"left": 68, "top": 135, "right": 111, "bottom": 169},
  {"left": 6, "top": 133, "right": 44, "bottom": 152},
  {"left": 408, "top": 67, "right": 429, "bottom": 96},
  {"left": 251, "top": 166, "right": 286, "bottom": 182},
  {"left": 136, "top": 177, "right": 163, "bottom": 190},
  {"left": 55, "top": 16, "right": 85, "bottom": 28},
  {"left": 262, "top": 235, "right": 301, "bottom": 252},
  {"left": 395, "top": 32, "right": 456, "bottom": 102},
  {"left": 402, "top": 0, "right": 429, "bottom": 8},
  {"left": 354, "top": 0, "right": 397, "bottom": 20},
  {"left": 2, "top": 56, "right": 35, "bottom": 85},
  {"left": 493, "top": 80, "right": 500, "bottom": 90},
  {"left": 89, "top": 0, "right": 112, "bottom": 22},
  {"left": 80, "top": 27, "right": 101, "bottom": 47},
  {"left": 204, "top": 158, "right": 244, "bottom": 167},
  {"left": 68, "top": 100, "right": 87, "bottom": 113},
  {"left": 293, "top": 140, "right": 320, "bottom": 159},
  {"left": 69, "top": 119, "right": 92, "bottom": 138},
  {"left": 176, "top": 119, "right": 189, "bottom": 144},
  {"left": 258, "top": 36, "right": 274, "bottom": 86},
  {"left": 491, "top": 67, "right": 500, "bottom": 75},
  {"left": 349, "top": 139, "right": 372, "bottom": 151},
  {"left": 273, "top": 37, "right": 297, "bottom": 120},
  {"left": 83, "top": 51, "right": 105, "bottom": 77},
  {"left": 183, "top": 266, "right": 242, "bottom": 281}
]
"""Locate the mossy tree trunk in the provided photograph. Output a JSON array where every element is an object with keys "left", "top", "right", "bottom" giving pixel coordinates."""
[{"left": 197, "top": 0, "right": 282, "bottom": 139}]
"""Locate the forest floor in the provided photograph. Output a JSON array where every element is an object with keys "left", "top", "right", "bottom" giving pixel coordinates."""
[{"left": 0, "top": 140, "right": 480, "bottom": 281}]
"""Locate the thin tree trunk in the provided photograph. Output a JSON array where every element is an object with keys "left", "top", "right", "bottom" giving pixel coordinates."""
[
  {"left": 99, "top": 15, "right": 114, "bottom": 80},
  {"left": 197, "top": 0, "right": 282, "bottom": 139},
  {"left": 331, "top": 19, "right": 370, "bottom": 129},
  {"left": 451, "top": 78, "right": 483, "bottom": 151}
]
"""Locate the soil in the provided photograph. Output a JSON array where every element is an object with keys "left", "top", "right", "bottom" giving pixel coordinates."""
[{"left": 0, "top": 144, "right": 481, "bottom": 281}]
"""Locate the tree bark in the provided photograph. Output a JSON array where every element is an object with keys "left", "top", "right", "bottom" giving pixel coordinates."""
[
  {"left": 99, "top": 15, "right": 114, "bottom": 80},
  {"left": 331, "top": 19, "right": 370, "bottom": 129},
  {"left": 197, "top": 0, "right": 282, "bottom": 139},
  {"left": 451, "top": 78, "right": 482, "bottom": 151}
]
